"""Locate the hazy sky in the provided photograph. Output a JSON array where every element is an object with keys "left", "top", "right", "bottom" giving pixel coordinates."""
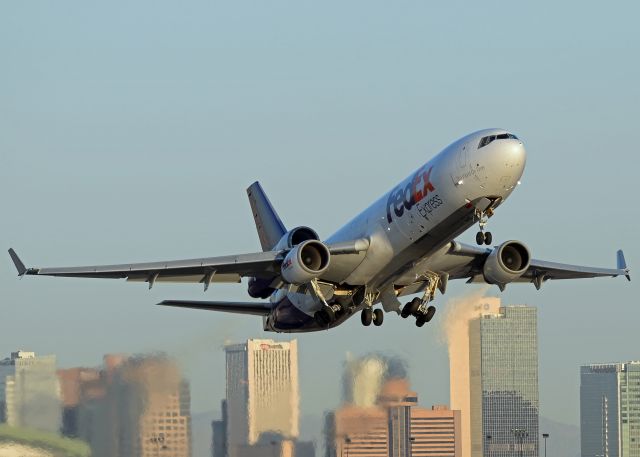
[{"left": 1, "top": 0, "right": 638, "bottom": 437}]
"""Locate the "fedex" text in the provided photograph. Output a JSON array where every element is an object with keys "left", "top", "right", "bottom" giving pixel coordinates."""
[{"left": 386, "top": 166, "right": 436, "bottom": 223}]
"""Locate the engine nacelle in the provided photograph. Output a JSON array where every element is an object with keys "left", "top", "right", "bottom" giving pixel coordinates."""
[
  {"left": 273, "top": 226, "right": 320, "bottom": 250},
  {"left": 483, "top": 240, "right": 531, "bottom": 285},
  {"left": 248, "top": 226, "right": 321, "bottom": 294},
  {"left": 281, "top": 240, "right": 330, "bottom": 285}
]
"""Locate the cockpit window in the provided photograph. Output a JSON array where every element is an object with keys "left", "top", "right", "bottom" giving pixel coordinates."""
[{"left": 478, "top": 133, "right": 518, "bottom": 148}]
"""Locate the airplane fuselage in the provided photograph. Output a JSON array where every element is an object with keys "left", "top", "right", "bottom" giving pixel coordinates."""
[{"left": 265, "top": 129, "right": 527, "bottom": 332}]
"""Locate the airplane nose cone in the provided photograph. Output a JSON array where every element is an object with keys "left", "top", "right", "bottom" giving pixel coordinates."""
[
  {"left": 475, "top": 138, "right": 527, "bottom": 197},
  {"left": 498, "top": 140, "right": 526, "bottom": 193},
  {"left": 506, "top": 140, "right": 527, "bottom": 173}
]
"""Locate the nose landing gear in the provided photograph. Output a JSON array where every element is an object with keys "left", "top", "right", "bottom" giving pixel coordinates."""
[
  {"left": 358, "top": 289, "right": 385, "bottom": 328},
  {"left": 360, "top": 307, "right": 384, "bottom": 327},
  {"left": 475, "top": 208, "right": 494, "bottom": 246}
]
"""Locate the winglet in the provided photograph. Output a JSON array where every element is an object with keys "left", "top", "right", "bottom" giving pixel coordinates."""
[
  {"left": 617, "top": 250, "right": 630, "bottom": 281},
  {"left": 8, "top": 248, "right": 27, "bottom": 276}
]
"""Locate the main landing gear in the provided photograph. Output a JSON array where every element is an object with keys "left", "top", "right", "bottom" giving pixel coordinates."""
[
  {"left": 314, "top": 303, "right": 343, "bottom": 327},
  {"left": 475, "top": 208, "right": 494, "bottom": 246},
  {"left": 311, "top": 279, "right": 345, "bottom": 327},
  {"left": 361, "top": 307, "right": 384, "bottom": 327},
  {"left": 401, "top": 272, "right": 440, "bottom": 327}
]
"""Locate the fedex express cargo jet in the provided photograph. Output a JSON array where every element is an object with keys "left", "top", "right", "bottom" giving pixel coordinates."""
[{"left": 9, "top": 129, "right": 630, "bottom": 332}]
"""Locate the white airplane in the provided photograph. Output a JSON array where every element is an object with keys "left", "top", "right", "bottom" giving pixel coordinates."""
[{"left": 9, "top": 129, "right": 630, "bottom": 332}]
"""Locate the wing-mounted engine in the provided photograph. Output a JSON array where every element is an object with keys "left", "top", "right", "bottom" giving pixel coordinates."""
[
  {"left": 248, "top": 226, "right": 324, "bottom": 297},
  {"left": 483, "top": 240, "right": 531, "bottom": 285},
  {"left": 281, "top": 240, "right": 330, "bottom": 285}
]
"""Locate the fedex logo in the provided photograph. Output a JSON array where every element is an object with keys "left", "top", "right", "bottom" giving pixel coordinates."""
[{"left": 386, "top": 166, "right": 436, "bottom": 223}]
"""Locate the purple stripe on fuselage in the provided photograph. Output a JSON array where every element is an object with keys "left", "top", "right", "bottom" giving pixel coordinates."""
[{"left": 272, "top": 297, "right": 317, "bottom": 331}]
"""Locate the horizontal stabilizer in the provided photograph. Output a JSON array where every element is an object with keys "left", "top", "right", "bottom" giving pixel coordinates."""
[
  {"left": 157, "top": 299, "right": 273, "bottom": 315},
  {"left": 8, "top": 248, "right": 27, "bottom": 276}
]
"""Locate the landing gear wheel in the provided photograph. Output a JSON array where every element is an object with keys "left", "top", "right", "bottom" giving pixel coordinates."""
[
  {"left": 425, "top": 305, "right": 436, "bottom": 322},
  {"left": 361, "top": 308, "right": 373, "bottom": 326},
  {"left": 373, "top": 309, "right": 384, "bottom": 326},
  {"left": 401, "top": 297, "right": 421, "bottom": 318},
  {"left": 476, "top": 231, "right": 485, "bottom": 245},
  {"left": 484, "top": 231, "right": 493, "bottom": 245},
  {"left": 416, "top": 317, "right": 426, "bottom": 327}
]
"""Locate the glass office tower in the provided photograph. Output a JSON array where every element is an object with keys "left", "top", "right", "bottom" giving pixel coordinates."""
[
  {"left": 581, "top": 361, "right": 640, "bottom": 457},
  {"left": 469, "top": 306, "right": 539, "bottom": 457}
]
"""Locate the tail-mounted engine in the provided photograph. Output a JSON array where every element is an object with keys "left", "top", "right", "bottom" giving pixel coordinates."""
[
  {"left": 483, "top": 240, "right": 531, "bottom": 285},
  {"left": 281, "top": 240, "right": 331, "bottom": 285},
  {"left": 273, "top": 226, "right": 320, "bottom": 250}
]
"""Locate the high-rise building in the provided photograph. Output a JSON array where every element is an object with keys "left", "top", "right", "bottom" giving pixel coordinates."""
[
  {"left": 225, "top": 339, "right": 299, "bottom": 457},
  {"left": 0, "top": 350, "right": 61, "bottom": 433},
  {"left": 325, "top": 378, "right": 461, "bottom": 457},
  {"left": 58, "top": 366, "right": 102, "bottom": 437},
  {"left": 580, "top": 361, "right": 640, "bottom": 457},
  {"left": 468, "top": 306, "right": 539, "bottom": 457},
  {"left": 59, "top": 354, "right": 191, "bottom": 457},
  {"left": 447, "top": 297, "right": 502, "bottom": 457},
  {"left": 212, "top": 400, "right": 228, "bottom": 457}
]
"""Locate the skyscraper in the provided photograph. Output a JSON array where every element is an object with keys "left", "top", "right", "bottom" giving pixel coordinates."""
[
  {"left": 212, "top": 400, "right": 227, "bottom": 457},
  {"left": 0, "top": 350, "right": 61, "bottom": 433},
  {"left": 468, "top": 306, "right": 539, "bottom": 457},
  {"left": 580, "top": 361, "right": 640, "bottom": 457},
  {"left": 61, "top": 354, "right": 191, "bottom": 457},
  {"left": 447, "top": 296, "right": 502, "bottom": 457},
  {"left": 225, "top": 339, "right": 299, "bottom": 457}
]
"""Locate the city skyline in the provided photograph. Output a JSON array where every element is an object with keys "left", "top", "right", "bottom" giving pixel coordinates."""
[{"left": 0, "top": 338, "right": 637, "bottom": 456}]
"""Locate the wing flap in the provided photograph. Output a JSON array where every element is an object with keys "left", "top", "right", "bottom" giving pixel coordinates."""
[
  {"left": 127, "top": 273, "right": 242, "bottom": 283},
  {"left": 157, "top": 299, "right": 272, "bottom": 315}
]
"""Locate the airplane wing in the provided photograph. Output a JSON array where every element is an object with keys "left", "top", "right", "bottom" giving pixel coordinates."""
[
  {"left": 445, "top": 241, "right": 630, "bottom": 288},
  {"left": 8, "top": 248, "right": 283, "bottom": 288},
  {"left": 8, "top": 239, "right": 369, "bottom": 289},
  {"left": 158, "top": 299, "right": 273, "bottom": 315}
]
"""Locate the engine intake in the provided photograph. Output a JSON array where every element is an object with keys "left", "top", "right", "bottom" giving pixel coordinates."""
[
  {"left": 281, "top": 240, "right": 330, "bottom": 285},
  {"left": 483, "top": 240, "right": 531, "bottom": 285}
]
